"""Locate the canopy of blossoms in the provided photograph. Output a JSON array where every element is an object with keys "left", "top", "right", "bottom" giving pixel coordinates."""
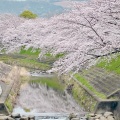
[{"left": 0, "top": 0, "right": 120, "bottom": 73}]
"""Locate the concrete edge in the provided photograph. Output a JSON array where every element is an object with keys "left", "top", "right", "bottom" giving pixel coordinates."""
[
  {"left": 71, "top": 76, "right": 120, "bottom": 114},
  {"left": 107, "top": 89, "right": 120, "bottom": 99},
  {"left": 72, "top": 76, "right": 101, "bottom": 101}
]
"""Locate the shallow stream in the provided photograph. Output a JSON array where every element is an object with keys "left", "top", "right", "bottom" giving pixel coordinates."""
[{"left": 13, "top": 71, "right": 84, "bottom": 115}]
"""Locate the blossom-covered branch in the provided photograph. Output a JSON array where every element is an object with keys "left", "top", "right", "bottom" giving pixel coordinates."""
[{"left": 0, "top": 0, "right": 120, "bottom": 73}]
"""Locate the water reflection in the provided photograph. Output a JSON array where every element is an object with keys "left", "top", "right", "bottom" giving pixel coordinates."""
[{"left": 14, "top": 82, "right": 83, "bottom": 113}]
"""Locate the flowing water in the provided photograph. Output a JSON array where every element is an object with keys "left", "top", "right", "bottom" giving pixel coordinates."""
[
  {"left": 13, "top": 72, "right": 84, "bottom": 115},
  {"left": 14, "top": 84, "right": 83, "bottom": 113}
]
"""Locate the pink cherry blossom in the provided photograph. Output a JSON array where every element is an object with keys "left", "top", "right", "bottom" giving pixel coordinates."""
[{"left": 0, "top": 0, "right": 120, "bottom": 73}]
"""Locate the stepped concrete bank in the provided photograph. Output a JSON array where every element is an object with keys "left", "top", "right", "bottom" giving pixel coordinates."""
[{"left": 61, "top": 67, "right": 120, "bottom": 120}]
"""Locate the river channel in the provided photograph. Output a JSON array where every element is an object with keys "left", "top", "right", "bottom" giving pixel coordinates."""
[{"left": 13, "top": 71, "right": 84, "bottom": 115}]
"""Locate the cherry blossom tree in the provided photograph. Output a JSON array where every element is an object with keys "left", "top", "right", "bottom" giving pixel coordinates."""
[{"left": 0, "top": 0, "right": 120, "bottom": 73}]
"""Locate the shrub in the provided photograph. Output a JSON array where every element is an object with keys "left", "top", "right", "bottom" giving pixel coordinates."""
[{"left": 20, "top": 10, "right": 37, "bottom": 19}]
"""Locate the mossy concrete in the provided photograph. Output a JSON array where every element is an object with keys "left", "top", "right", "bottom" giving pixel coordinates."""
[
  {"left": 0, "top": 65, "right": 22, "bottom": 115},
  {"left": 61, "top": 74, "right": 120, "bottom": 120},
  {"left": 61, "top": 75, "right": 98, "bottom": 112}
]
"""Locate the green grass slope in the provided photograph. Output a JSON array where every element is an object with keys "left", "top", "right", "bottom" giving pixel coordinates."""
[{"left": 97, "top": 54, "right": 120, "bottom": 74}]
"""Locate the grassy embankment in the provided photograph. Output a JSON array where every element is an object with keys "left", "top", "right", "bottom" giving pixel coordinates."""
[
  {"left": 0, "top": 47, "right": 50, "bottom": 70},
  {"left": 96, "top": 53, "right": 120, "bottom": 74},
  {"left": 74, "top": 74, "right": 106, "bottom": 99},
  {"left": 74, "top": 53, "right": 120, "bottom": 99},
  {"left": 0, "top": 47, "right": 65, "bottom": 71}
]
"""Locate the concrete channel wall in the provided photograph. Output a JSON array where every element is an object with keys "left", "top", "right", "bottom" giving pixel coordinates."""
[
  {"left": 4, "top": 74, "right": 21, "bottom": 114},
  {"left": 114, "top": 102, "right": 120, "bottom": 120},
  {"left": 61, "top": 75, "right": 120, "bottom": 120},
  {"left": 0, "top": 66, "right": 21, "bottom": 115}
]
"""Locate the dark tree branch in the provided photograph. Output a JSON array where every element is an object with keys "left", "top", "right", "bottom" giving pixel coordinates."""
[
  {"left": 84, "top": 17, "right": 106, "bottom": 46},
  {"left": 87, "top": 48, "right": 120, "bottom": 58}
]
